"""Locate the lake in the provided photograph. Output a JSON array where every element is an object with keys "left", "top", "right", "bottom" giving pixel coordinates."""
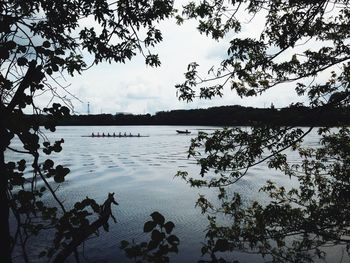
[{"left": 7, "top": 126, "right": 346, "bottom": 263}]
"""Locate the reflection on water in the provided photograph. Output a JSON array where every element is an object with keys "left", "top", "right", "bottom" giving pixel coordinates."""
[{"left": 7, "top": 126, "right": 341, "bottom": 262}]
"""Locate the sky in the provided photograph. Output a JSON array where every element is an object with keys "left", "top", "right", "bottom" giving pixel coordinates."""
[{"left": 48, "top": 2, "right": 307, "bottom": 115}]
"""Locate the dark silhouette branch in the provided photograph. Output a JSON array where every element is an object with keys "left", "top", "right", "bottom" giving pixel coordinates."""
[
  {"left": 52, "top": 193, "right": 118, "bottom": 263},
  {"left": 7, "top": 62, "right": 36, "bottom": 112}
]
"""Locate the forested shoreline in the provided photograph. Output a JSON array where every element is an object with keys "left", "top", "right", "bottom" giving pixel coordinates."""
[{"left": 34, "top": 105, "right": 350, "bottom": 126}]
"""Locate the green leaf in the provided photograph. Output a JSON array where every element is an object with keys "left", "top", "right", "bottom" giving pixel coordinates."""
[
  {"left": 147, "top": 240, "right": 158, "bottom": 250},
  {"left": 43, "top": 159, "right": 54, "bottom": 170},
  {"left": 52, "top": 64, "right": 59, "bottom": 72},
  {"left": 6, "top": 41, "right": 16, "bottom": 50},
  {"left": 167, "top": 235, "right": 180, "bottom": 246},
  {"left": 46, "top": 68, "right": 52, "bottom": 75},
  {"left": 43, "top": 41, "right": 50, "bottom": 48},
  {"left": 164, "top": 221, "right": 175, "bottom": 234},
  {"left": 17, "top": 159, "right": 26, "bottom": 171},
  {"left": 151, "top": 229, "right": 164, "bottom": 242},
  {"left": 54, "top": 174, "right": 64, "bottom": 183},
  {"left": 150, "top": 211, "right": 165, "bottom": 225},
  {"left": 17, "top": 57, "right": 28, "bottom": 66},
  {"left": 17, "top": 45, "right": 26, "bottom": 53},
  {"left": 144, "top": 220, "right": 156, "bottom": 233},
  {"left": 214, "top": 239, "right": 229, "bottom": 252}
]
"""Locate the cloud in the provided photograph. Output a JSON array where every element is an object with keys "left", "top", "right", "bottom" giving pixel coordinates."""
[{"left": 34, "top": 5, "right": 317, "bottom": 115}]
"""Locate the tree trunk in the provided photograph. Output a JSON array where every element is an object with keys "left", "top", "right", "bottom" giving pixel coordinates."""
[{"left": 0, "top": 135, "right": 11, "bottom": 262}]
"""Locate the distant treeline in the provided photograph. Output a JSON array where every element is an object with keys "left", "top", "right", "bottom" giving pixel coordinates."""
[{"left": 38, "top": 105, "right": 350, "bottom": 126}]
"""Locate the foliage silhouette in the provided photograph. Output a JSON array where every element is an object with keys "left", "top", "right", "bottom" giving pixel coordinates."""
[
  {"left": 0, "top": 0, "right": 173, "bottom": 262},
  {"left": 173, "top": 1, "right": 350, "bottom": 262},
  {"left": 121, "top": 212, "right": 179, "bottom": 263},
  {"left": 3, "top": 0, "right": 350, "bottom": 262}
]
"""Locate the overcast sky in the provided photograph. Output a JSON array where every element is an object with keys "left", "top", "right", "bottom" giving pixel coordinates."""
[{"left": 50, "top": 3, "right": 306, "bottom": 115}]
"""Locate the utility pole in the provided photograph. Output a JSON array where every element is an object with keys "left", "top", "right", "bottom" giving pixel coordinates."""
[{"left": 87, "top": 102, "right": 90, "bottom": 115}]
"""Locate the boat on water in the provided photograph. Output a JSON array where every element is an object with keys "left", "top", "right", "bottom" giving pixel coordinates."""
[
  {"left": 82, "top": 132, "right": 149, "bottom": 138},
  {"left": 176, "top": 129, "right": 191, "bottom": 134}
]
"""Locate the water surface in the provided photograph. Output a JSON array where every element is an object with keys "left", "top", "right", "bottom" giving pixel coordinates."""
[{"left": 8, "top": 126, "right": 345, "bottom": 262}]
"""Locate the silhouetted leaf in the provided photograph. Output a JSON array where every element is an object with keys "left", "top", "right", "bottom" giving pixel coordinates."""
[
  {"left": 151, "top": 229, "right": 164, "bottom": 243},
  {"left": 164, "top": 221, "right": 175, "bottom": 234},
  {"left": 17, "top": 159, "right": 26, "bottom": 171},
  {"left": 54, "top": 174, "right": 64, "bottom": 183},
  {"left": 167, "top": 235, "right": 179, "bottom": 246},
  {"left": 42, "top": 41, "right": 50, "bottom": 48},
  {"left": 214, "top": 239, "right": 229, "bottom": 252},
  {"left": 150, "top": 211, "right": 165, "bottom": 225},
  {"left": 17, "top": 57, "right": 27, "bottom": 66},
  {"left": 148, "top": 240, "right": 158, "bottom": 250},
  {"left": 144, "top": 220, "right": 157, "bottom": 233},
  {"left": 43, "top": 159, "right": 54, "bottom": 170}
]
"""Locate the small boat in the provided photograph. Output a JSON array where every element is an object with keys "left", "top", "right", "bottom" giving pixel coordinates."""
[{"left": 176, "top": 129, "right": 191, "bottom": 134}]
